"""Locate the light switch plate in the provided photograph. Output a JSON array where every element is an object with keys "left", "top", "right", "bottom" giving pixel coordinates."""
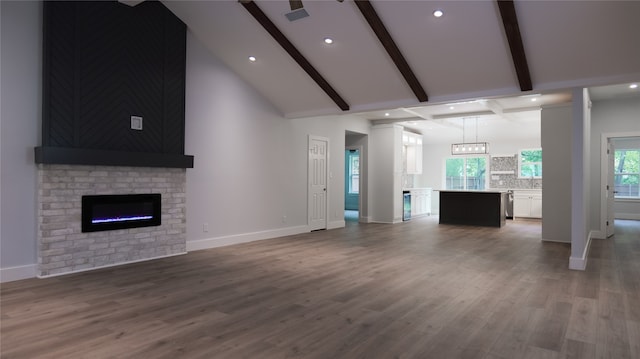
[{"left": 130, "top": 116, "right": 143, "bottom": 130}]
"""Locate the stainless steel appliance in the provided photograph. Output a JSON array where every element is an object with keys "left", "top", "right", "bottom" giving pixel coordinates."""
[
  {"left": 505, "top": 190, "right": 514, "bottom": 219},
  {"left": 403, "top": 191, "right": 411, "bottom": 221}
]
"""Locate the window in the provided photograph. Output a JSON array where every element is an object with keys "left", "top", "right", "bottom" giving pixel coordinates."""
[
  {"left": 519, "top": 148, "right": 542, "bottom": 178},
  {"left": 614, "top": 149, "right": 639, "bottom": 198},
  {"left": 348, "top": 152, "right": 359, "bottom": 194},
  {"left": 445, "top": 156, "right": 487, "bottom": 190}
]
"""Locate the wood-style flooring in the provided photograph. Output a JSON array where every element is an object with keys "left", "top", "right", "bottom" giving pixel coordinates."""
[{"left": 1, "top": 217, "right": 639, "bottom": 358}]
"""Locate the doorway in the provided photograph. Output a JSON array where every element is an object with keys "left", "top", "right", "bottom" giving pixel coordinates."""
[
  {"left": 345, "top": 148, "right": 360, "bottom": 222},
  {"left": 600, "top": 133, "right": 640, "bottom": 238},
  {"left": 345, "top": 131, "right": 367, "bottom": 224}
]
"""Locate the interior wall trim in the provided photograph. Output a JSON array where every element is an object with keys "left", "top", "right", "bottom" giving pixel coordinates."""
[{"left": 0, "top": 265, "right": 38, "bottom": 283}]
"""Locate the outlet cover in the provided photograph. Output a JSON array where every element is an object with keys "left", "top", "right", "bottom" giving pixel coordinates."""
[{"left": 130, "top": 116, "right": 143, "bottom": 130}]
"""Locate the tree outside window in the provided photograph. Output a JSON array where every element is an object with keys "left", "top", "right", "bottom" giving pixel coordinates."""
[
  {"left": 519, "top": 148, "right": 542, "bottom": 178},
  {"left": 614, "top": 149, "right": 640, "bottom": 198},
  {"left": 446, "top": 157, "right": 486, "bottom": 190}
]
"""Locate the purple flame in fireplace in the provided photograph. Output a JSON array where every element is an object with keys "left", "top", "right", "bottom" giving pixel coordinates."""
[{"left": 82, "top": 194, "right": 161, "bottom": 232}]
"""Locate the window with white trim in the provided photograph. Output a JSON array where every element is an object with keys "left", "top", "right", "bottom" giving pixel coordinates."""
[
  {"left": 518, "top": 148, "right": 542, "bottom": 178},
  {"left": 614, "top": 148, "right": 639, "bottom": 198},
  {"left": 445, "top": 156, "right": 487, "bottom": 190},
  {"left": 348, "top": 152, "right": 359, "bottom": 194}
]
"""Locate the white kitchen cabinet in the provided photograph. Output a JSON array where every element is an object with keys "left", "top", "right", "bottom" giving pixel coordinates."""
[
  {"left": 513, "top": 190, "right": 542, "bottom": 219},
  {"left": 403, "top": 132, "right": 423, "bottom": 174},
  {"left": 410, "top": 188, "right": 432, "bottom": 217}
]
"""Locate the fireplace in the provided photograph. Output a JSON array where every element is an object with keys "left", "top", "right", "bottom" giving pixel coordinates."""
[
  {"left": 37, "top": 164, "right": 186, "bottom": 277},
  {"left": 82, "top": 194, "right": 161, "bottom": 233}
]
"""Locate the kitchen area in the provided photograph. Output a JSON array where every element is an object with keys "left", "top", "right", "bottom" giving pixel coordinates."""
[
  {"left": 367, "top": 94, "right": 561, "bottom": 225},
  {"left": 400, "top": 131, "right": 542, "bottom": 226}
]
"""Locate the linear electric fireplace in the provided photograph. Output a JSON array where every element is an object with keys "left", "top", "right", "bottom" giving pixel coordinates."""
[{"left": 82, "top": 193, "right": 161, "bottom": 232}]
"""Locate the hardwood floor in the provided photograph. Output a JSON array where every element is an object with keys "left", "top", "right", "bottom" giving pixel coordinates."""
[{"left": 2, "top": 217, "right": 639, "bottom": 358}]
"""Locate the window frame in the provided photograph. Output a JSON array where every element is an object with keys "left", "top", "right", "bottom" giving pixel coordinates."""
[
  {"left": 518, "top": 148, "right": 543, "bottom": 179},
  {"left": 347, "top": 151, "right": 359, "bottom": 195},
  {"left": 613, "top": 148, "right": 640, "bottom": 199},
  {"left": 444, "top": 155, "right": 489, "bottom": 191}
]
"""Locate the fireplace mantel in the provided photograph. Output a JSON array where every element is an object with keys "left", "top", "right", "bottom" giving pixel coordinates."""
[{"left": 35, "top": 147, "right": 194, "bottom": 169}]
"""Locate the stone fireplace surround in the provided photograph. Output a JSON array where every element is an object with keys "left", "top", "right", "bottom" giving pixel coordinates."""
[{"left": 37, "top": 164, "right": 186, "bottom": 277}]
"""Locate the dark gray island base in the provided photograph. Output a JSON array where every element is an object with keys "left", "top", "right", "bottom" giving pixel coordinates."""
[{"left": 438, "top": 190, "right": 507, "bottom": 227}]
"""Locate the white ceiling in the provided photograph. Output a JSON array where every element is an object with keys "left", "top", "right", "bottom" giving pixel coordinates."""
[{"left": 162, "top": 0, "right": 640, "bottom": 142}]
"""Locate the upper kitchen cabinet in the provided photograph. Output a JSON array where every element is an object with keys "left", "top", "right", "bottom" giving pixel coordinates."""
[{"left": 403, "top": 131, "right": 423, "bottom": 174}]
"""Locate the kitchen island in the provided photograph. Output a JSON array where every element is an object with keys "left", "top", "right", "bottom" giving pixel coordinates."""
[{"left": 437, "top": 190, "right": 507, "bottom": 227}]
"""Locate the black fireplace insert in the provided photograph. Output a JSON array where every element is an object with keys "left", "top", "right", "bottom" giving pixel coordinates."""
[{"left": 81, "top": 194, "right": 161, "bottom": 232}]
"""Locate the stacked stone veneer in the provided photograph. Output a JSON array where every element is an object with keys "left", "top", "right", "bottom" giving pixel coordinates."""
[{"left": 37, "top": 164, "right": 186, "bottom": 277}]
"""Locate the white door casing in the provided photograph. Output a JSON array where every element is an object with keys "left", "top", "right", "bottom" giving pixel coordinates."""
[
  {"left": 606, "top": 140, "right": 615, "bottom": 237},
  {"left": 308, "top": 136, "right": 329, "bottom": 230}
]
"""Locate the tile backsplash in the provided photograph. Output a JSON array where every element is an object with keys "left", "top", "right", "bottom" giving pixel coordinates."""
[{"left": 490, "top": 155, "right": 542, "bottom": 189}]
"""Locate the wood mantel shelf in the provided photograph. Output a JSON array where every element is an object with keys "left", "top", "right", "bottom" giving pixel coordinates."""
[{"left": 35, "top": 146, "right": 194, "bottom": 169}]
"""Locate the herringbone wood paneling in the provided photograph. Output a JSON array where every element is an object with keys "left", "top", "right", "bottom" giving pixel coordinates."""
[{"left": 42, "top": 1, "right": 186, "bottom": 155}]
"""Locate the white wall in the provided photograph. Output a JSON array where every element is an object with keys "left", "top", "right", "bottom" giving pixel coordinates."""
[
  {"left": 185, "top": 31, "right": 293, "bottom": 248},
  {"left": 568, "top": 88, "right": 591, "bottom": 270},
  {"left": 184, "top": 31, "right": 370, "bottom": 250},
  {"left": 590, "top": 97, "right": 640, "bottom": 227},
  {"left": 541, "top": 104, "right": 572, "bottom": 244},
  {"left": 0, "top": 1, "right": 41, "bottom": 281},
  {"left": 369, "top": 125, "right": 403, "bottom": 223}
]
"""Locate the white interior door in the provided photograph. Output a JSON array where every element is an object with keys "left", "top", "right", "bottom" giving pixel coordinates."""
[
  {"left": 308, "top": 136, "right": 329, "bottom": 230},
  {"left": 606, "top": 140, "right": 615, "bottom": 237}
]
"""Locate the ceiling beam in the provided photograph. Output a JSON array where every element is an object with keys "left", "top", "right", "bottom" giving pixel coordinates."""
[
  {"left": 497, "top": 0, "right": 533, "bottom": 91},
  {"left": 354, "top": 0, "right": 428, "bottom": 103},
  {"left": 240, "top": 0, "right": 350, "bottom": 111},
  {"left": 432, "top": 110, "right": 494, "bottom": 121}
]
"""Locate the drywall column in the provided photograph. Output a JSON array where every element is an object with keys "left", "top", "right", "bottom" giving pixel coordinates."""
[
  {"left": 569, "top": 88, "right": 591, "bottom": 270},
  {"left": 541, "top": 104, "right": 572, "bottom": 244},
  {"left": 0, "top": 1, "right": 42, "bottom": 282},
  {"left": 370, "top": 125, "right": 403, "bottom": 223}
]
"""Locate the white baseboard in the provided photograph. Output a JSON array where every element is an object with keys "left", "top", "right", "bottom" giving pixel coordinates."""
[
  {"left": 590, "top": 230, "right": 606, "bottom": 240},
  {"left": 328, "top": 220, "right": 345, "bottom": 230},
  {"left": 0, "top": 264, "right": 37, "bottom": 283},
  {"left": 541, "top": 238, "right": 571, "bottom": 243},
  {"left": 615, "top": 212, "right": 640, "bottom": 220},
  {"left": 568, "top": 230, "right": 594, "bottom": 271},
  {"left": 187, "top": 225, "right": 309, "bottom": 252}
]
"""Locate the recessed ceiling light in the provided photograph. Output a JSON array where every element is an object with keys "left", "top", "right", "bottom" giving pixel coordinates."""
[
  {"left": 531, "top": 98, "right": 537, "bottom": 102},
  {"left": 324, "top": 37, "right": 333, "bottom": 44},
  {"left": 248, "top": 56, "right": 256, "bottom": 62},
  {"left": 449, "top": 106, "right": 455, "bottom": 110},
  {"left": 630, "top": 83, "right": 638, "bottom": 89},
  {"left": 384, "top": 112, "right": 390, "bottom": 117},
  {"left": 433, "top": 9, "right": 443, "bottom": 18}
]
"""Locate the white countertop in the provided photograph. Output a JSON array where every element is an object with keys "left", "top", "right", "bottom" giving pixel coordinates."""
[{"left": 435, "top": 189, "right": 509, "bottom": 193}]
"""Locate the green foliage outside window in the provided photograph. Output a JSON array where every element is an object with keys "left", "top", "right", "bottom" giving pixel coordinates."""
[
  {"left": 446, "top": 157, "right": 486, "bottom": 190},
  {"left": 519, "top": 148, "right": 542, "bottom": 178},
  {"left": 614, "top": 149, "right": 640, "bottom": 198}
]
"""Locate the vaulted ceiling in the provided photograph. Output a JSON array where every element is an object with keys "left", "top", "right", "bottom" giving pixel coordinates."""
[{"left": 162, "top": 0, "right": 640, "bottom": 120}]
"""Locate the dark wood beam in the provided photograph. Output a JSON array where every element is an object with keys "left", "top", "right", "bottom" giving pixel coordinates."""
[
  {"left": 354, "top": 0, "right": 428, "bottom": 102},
  {"left": 240, "top": 0, "right": 349, "bottom": 111},
  {"left": 497, "top": 0, "right": 533, "bottom": 91}
]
